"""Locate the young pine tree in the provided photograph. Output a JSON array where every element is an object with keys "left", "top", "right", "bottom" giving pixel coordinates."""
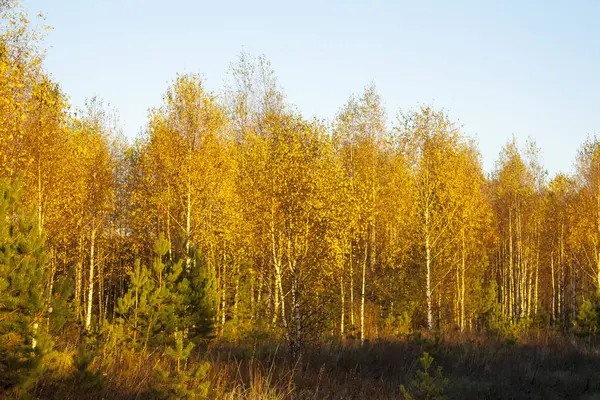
[
  {"left": 152, "top": 331, "right": 210, "bottom": 399},
  {"left": 573, "top": 293, "right": 600, "bottom": 338},
  {"left": 400, "top": 352, "right": 448, "bottom": 400},
  {"left": 0, "top": 180, "right": 50, "bottom": 393},
  {"left": 117, "top": 235, "right": 187, "bottom": 349},
  {"left": 185, "top": 251, "right": 218, "bottom": 342},
  {"left": 116, "top": 235, "right": 217, "bottom": 349}
]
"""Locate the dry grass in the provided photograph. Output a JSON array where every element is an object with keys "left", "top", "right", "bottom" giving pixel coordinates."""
[{"left": 20, "top": 331, "right": 600, "bottom": 399}]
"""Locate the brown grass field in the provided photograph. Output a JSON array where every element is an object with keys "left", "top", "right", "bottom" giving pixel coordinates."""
[{"left": 27, "top": 331, "right": 600, "bottom": 400}]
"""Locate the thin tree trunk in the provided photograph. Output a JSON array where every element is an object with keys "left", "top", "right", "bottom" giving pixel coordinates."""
[
  {"left": 460, "top": 228, "right": 466, "bottom": 332},
  {"left": 360, "top": 231, "right": 368, "bottom": 344},
  {"left": 454, "top": 258, "right": 459, "bottom": 328},
  {"left": 558, "top": 261, "right": 563, "bottom": 327},
  {"left": 185, "top": 180, "right": 192, "bottom": 270},
  {"left": 437, "top": 289, "right": 442, "bottom": 330},
  {"left": 250, "top": 271, "right": 255, "bottom": 320},
  {"left": 502, "top": 240, "right": 508, "bottom": 316},
  {"left": 597, "top": 185, "right": 600, "bottom": 290},
  {"left": 276, "top": 266, "right": 286, "bottom": 328},
  {"left": 425, "top": 206, "right": 433, "bottom": 331},
  {"left": 551, "top": 251, "right": 556, "bottom": 327},
  {"left": 75, "top": 235, "right": 83, "bottom": 322},
  {"left": 255, "top": 270, "right": 262, "bottom": 321},
  {"left": 270, "top": 204, "right": 285, "bottom": 326},
  {"left": 350, "top": 242, "right": 354, "bottom": 327},
  {"left": 369, "top": 221, "right": 376, "bottom": 334},
  {"left": 220, "top": 257, "right": 227, "bottom": 336},
  {"left": 166, "top": 188, "right": 172, "bottom": 261},
  {"left": 233, "top": 262, "right": 240, "bottom": 328},
  {"left": 559, "top": 223, "right": 565, "bottom": 325},
  {"left": 534, "top": 233, "right": 540, "bottom": 316},
  {"left": 340, "top": 273, "right": 345, "bottom": 338},
  {"left": 133, "top": 265, "right": 139, "bottom": 345},
  {"left": 509, "top": 206, "right": 514, "bottom": 321},
  {"left": 37, "top": 161, "right": 43, "bottom": 236},
  {"left": 47, "top": 251, "right": 55, "bottom": 331},
  {"left": 293, "top": 261, "right": 301, "bottom": 361},
  {"left": 85, "top": 227, "right": 97, "bottom": 331},
  {"left": 517, "top": 207, "right": 523, "bottom": 320},
  {"left": 98, "top": 247, "right": 103, "bottom": 324}
]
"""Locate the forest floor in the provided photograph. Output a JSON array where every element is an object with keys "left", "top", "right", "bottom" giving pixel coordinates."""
[{"left": 28, "top": 331, "right": 600, "bottom": 400}]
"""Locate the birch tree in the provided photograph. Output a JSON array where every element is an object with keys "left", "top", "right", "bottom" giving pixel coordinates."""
[
  {"left": 334, "top": 84, "right": 386, "bottom": 343},
  {"left": 74, "top": 98, "right": 115, "bottom": 330},
  {"left": 395, "top": 107, "right": 467, "bottom": 331}
]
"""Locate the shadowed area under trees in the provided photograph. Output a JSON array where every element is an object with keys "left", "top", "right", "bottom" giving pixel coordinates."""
[{"left": 3, "top": 1, "right": 600, "bottom": 399}]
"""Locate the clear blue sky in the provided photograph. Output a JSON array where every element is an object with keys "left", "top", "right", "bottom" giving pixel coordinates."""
[{"left": 26, "top": 0, "right": 600, "bottom": 175}]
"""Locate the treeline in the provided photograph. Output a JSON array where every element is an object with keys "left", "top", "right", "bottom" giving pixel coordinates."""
[{"left": 3, "top": 1, "right": 600, "bottom": 389}]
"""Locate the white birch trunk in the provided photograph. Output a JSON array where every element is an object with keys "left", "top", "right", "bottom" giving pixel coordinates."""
[
  {"left": 425, "top": 206, "right": 433, "bottom": 331},
  {"left": 340, "top": 274, "right": 345, "bottom": 338},
  {"left": 85, "top": 228, "right": 97, "bottom": 331},
  {"left": 360, "top": 233, "right": 367, "bottom": 344}
]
